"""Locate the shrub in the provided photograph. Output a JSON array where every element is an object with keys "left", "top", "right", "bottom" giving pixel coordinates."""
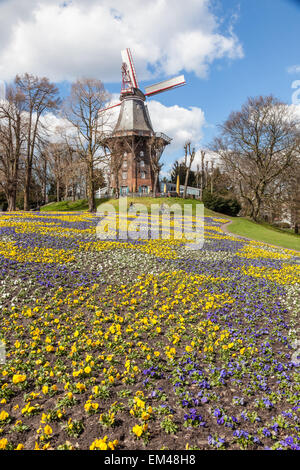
[
  {"left": 0, "top": 192, "right": 8, "bottom": 211},
  {"left": 203, "top": 191, "right": 241, "bottom": 217}
]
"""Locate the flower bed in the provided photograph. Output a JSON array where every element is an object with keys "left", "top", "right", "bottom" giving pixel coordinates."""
[{"left": 0, "top": 212, "right": 299, "bottom": 450}]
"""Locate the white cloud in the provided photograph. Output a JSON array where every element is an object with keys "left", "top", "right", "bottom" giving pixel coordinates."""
[
  {"left": 146, "top": 100, "right": 206, "bottom": 174},
  {"left": 175, "top": 149, "right": 221, "bottom": 175},
  {"left": 191, "top": 149, "right": 222, "bottom": 170},
  {"left": 40, "top": 112, "right": 71, "bottom": 142},
  {"left": 0, "top": 80, "right": 5, "bottom": 101},
  {"left": 147, "top": 101, "right": 205, "bottom": 151},
  {"left": 0, "top": 0, "right": 243, "bottom": 83},
  {"left": 287, "top": 65, "right": 300, "bottom": 74}
]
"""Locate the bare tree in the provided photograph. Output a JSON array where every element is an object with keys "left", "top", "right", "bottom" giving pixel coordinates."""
[
  {"left": 210, "top": 160, "right": 215, "bottom": 194},
  {"left": 213, "top": 96, "right": 300, "bottom": 221},
  {"left": 293, "top": 174, "right": 300, "bottom": 233},
  {"left": 283, "top": 157, "right": 300, "bottom": 232},
  {"left": 183, "top": 141, "right": 196, "bottom": 199},
  {"left": 34, "top": 149, "right": 49, "bottom": 206},
  {"left": 0, "top": 86, "right": 26, "bottom": 211},
  {"left": 108, "top": 143, "right": 124, "bottom": 199},
  {"left": 62, "top": 78, "right": 110, "bottom": 212},
  {"left": 195, "top": 164, "right": 200, "bottom": 189},
  {"left": 44, "top": 140, "right": 80, "bottom": 203},
  {"left": 46, "top": 142, "right": 65, "bottom": 202},
  {"left": 14, "top": 74, "right": 60, "bottom": 210},
  {"left": 57, "top": 127, "right": 88, "bottom": 201},
  {"left": 148, "top": 136, "right": 165, "bottom": 196},
  {"left": 200, "top": 150, "right": 206, "bottom": 200}
]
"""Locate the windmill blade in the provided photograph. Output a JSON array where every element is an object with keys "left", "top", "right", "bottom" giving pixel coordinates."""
[
  {"left": 144, "top": 75, "right": 185, "bottom": 97},
  {"left": 121, "top": 48, "right": 139, "bottom": 89},
  {"left": 99, "top": 102, "right": 122, "bottom": 113}
]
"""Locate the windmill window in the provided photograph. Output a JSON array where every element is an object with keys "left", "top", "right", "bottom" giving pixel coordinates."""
[
  {"left": 123, "top": 160, "right": 127, "bottom": 168},
  {"left": 122, "top": 172, "right": 127, "bottom": 180},
  {"left": 140, "top": 160, "right": 145, "bottom": 168},
  {"left": 140, "top": 151, "right": 144, "bottom": 157},
  {"left": 141, "top": 171, "right": 146, "bottom": 179},
  {"left": 123, "top": 152, "right": 128, "bottom": 157}
]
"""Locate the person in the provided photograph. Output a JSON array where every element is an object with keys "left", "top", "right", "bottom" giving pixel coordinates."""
[{"left": 128, "top": 201, "right": 134, "bottom": 214}]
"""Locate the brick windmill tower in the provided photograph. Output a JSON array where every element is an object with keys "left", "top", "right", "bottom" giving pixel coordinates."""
[{"left": 103, "top": 49, "right": 186, "bottom": 196}]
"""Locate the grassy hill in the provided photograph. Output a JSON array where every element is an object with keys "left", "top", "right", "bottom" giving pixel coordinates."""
[
  {"left": 225, "top": 217, "right": 300, "bottom": 251},
  {"left": 41, "top": 197, "right": 208, "bottom": 214},
  {"left": 41, "top": 199, "right": 105, "bottom": 212},
  {"left": 40, "top": 197, "right": 300, "bottom": 251}
]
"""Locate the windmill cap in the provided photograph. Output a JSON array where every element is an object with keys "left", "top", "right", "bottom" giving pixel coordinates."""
[
  {"left": 120, "top": 87, "right": 145, "bottom": 101},
  {"left": 114, "top": 93, "right": 154, "bottom": 135}
]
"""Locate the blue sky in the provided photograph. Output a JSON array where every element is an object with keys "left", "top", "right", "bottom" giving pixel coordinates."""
[
  {"left": 58, "top": 0, "right": 300, "bottom": 164},
  {"left": 127, "top": 0, "right": 300, "bottom": 148},
  {"left": 0, "top": 0, "right": 299, "bottom": 171},
  {"left": 193, "top": 0, "right": 300, "bottom": 145}
]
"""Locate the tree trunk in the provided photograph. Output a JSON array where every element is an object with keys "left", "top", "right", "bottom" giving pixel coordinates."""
[
  {"left": 114, "top": 172, "right": 120, "bottom": 199},
  {"left": 183, "top": 169, "right": 190, "bottom": 199},
  {"left": 23, "top": 167, "right": 32, "bottom": 211},
  {"left": 200, "top": 151, "right": 205, "bottom": 200},
  {"left": 43, "top": 159, "right": 47, "bottom": 205},
  {"left": 87, "top": 160, "right": 96, "bottom": 212},
  {"left": 153, "top": 172, "right": 159, "bottom": 197},
  {"left": 7, "top": 187, "right": 17, "bottom": 212},
  {"left": 56, "top": 178, "right": 60, "bottom": 203}
]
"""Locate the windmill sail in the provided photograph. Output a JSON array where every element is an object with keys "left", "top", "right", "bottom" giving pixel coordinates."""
[
  {"left": 99, "top": 49, "right": 186, "bottom": 114},
  {"left": 145, "top": 75, "right": 185, "bottom": 97},
  {"left": 121, "top": 48, "right": 139, "bottom": 89},
  {"left": 100, "top": 102, "right": 122, "bottom": 113}
]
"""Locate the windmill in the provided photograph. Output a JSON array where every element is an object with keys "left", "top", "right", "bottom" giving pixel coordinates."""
[{"left": 102, "top": 48, "right": 186, "bottom": 196}]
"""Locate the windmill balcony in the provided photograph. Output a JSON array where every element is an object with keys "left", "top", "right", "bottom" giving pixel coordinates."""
[{"left": 155, "top": 132, "right": 172, "bottom": 144}]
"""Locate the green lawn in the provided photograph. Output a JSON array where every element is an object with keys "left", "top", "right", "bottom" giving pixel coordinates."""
[
  {"left": 41, "top": 197, "right": 207, "bottom": 213},
  {"left": 226, "top": 217, "right": 300, "bottom": 251},
  {"left": 40, "top": 199, "right": 106, "bottom": 212},
  {"left": 101, "top": 196, "right": 206, "bottom": 212},
  {"left": 40, "top": 197, "right": 300, "bottom": 251}
]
